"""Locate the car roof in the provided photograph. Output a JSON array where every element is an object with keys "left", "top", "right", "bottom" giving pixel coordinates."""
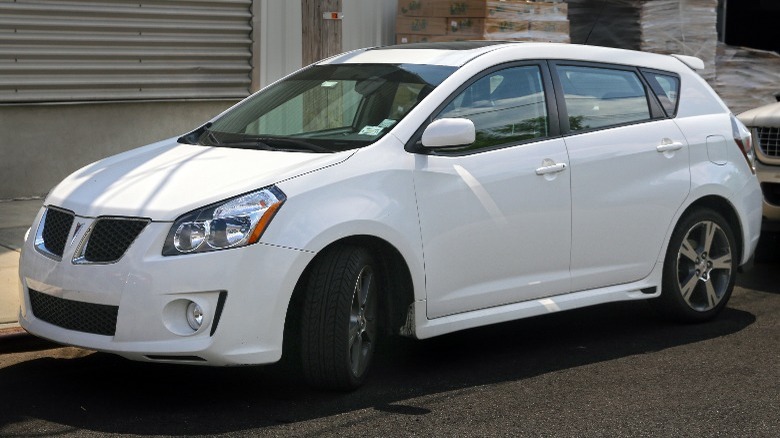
[
  {"left": 318, "top": 41, "right": 699, "bottom": 74},
  {"left": 319, "top": 41, "right": 513, "bottom": 67}
]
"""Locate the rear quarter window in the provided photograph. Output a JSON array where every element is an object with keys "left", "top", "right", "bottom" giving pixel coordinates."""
[{"left": 641, "top": 70, "right": 681, "bottom": 117}]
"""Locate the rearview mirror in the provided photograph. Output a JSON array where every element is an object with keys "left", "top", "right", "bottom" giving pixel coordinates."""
[{"left": 421, "top": 118, "right": 476, "bottom": 148}]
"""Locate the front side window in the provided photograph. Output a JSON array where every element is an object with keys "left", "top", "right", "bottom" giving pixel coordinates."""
[
  {"left": 557, "top": 65, "right": 651, "bottom": 132},
  {"left": 435, "top": 65, "right": 549, "bottom": 152},
  {"left": 186, "top": 64, "right": 456, "bottom": 153}
]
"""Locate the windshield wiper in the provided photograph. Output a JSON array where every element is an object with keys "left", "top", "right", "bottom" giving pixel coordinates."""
[
  {"left": 215, "top": 136, "right": 330, "bottom": 153},
  {"left": 198, "top": 132, "right": 332, "bottom": 153},
  {"left": 254, "top": 137, "right": 331, "bottom": 153},
  {"left": 214, "top": 139, "right": 274, "bottom": 151}
]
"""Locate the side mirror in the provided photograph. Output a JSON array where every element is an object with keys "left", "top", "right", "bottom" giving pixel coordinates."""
[{"left": 421, "top": 118, "right": 476, "bottom": 148}]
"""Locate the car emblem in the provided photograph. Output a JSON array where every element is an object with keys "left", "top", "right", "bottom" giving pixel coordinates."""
[{"left": 70, "top": 222, "right": 85, "bottom": 247}]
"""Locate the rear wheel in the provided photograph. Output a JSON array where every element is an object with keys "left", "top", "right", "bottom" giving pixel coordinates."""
[
  {"left": 300, "top": 245, "right": 379, "bottom": 390},
  {"left": 656, "top": 209, "right": 737, "bottom": 322}
]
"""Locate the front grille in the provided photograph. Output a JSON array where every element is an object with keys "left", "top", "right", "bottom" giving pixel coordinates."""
[
  {"left": 41, "top": 208, "right": 74, "bottom": 257},
  {"left": 80, "top": 218, "right": 149, "bottom": 263},
  {"left": 756, "top": 126, "right": 780, "bottom": 158},
  {"left": 28, "top": 288, "right": 118, "bottom": 336}
]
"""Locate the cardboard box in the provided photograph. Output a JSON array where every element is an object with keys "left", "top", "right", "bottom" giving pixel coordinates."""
[
  {"left": 398, "top": 0, "right": 493, "bottom": 18},
  {"left": 488, "top": 1, "right": 567, "bottom": 20},
  {"left": 433, "top": 0, "right": 495, "bottom": 17},
  {"left": 447, "top": 17, "right": 487, "bottom": 36},
  {"left": 396, "top": 1, "right": 570, "bottom": 43},
  {"left": 397, "top": 0, "right": 432, "bottom": 17},
  {"left": 397, "top": 33, "right": 477, "bottom": 44},
  {"left": 395, "top": 16, "right": 448, "bottom": 35},
  {"left": 529, "top": 20, "right": 570, "bottom": 34},
  {"left": 398, "top": 0, "right": 564, "bottom": 18},
  {"left": 484, "top": 19, "right": 531, "bottom": 35}
]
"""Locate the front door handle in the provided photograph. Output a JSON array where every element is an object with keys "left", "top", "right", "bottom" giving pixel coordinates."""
[{"left": 535, "top": 162, "right": 567, "bottom": 175}]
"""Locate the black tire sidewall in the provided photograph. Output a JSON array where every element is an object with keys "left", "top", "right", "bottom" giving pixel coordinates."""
[
  {"left": 659, "top": 208, "right": 738, "bottom": 322},
  {"left": 300, "top": 245, "right": 378, "bottom": 390}
]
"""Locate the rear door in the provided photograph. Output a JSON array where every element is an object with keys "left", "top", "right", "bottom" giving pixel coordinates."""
[{"left": 551, "top": 62, "right": 690, "bottom": 291}]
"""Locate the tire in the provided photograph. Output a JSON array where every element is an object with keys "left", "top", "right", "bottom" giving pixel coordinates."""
[
  {"left": 655, "top": 208, "right": 738, "bottom": 322},
  {"left": 300, "top": 245, "right": 379, "bottom": 390}
]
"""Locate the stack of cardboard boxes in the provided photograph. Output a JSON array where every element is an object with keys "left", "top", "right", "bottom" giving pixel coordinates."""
[{"left": 396, "top": 0, "right": 570, "bottom": 44}]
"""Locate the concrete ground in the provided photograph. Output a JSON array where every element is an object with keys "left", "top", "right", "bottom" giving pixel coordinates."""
[{"left": 0, "top": 199, "right": 42, "bottom": 328}]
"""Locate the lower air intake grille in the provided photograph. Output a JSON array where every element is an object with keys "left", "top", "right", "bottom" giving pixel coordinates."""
[
  {"left": 757, "top": 126, "right": 780, "bottom": 158},
  {"left": 29, "top": 288, "right": 118, "bottom": 336}
]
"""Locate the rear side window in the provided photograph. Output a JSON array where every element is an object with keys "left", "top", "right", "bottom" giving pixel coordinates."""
[
  {"left": 436, "top": 65, "right": 549, "bottom": 152},
  {"left": 556, "top": 65, "right": 651, "bottom": 132},
  {"left": 642, "top": 71, "right": 680, "bottom": 117}
]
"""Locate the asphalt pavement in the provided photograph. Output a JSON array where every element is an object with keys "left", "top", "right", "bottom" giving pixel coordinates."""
[{"left": 0, "top": 260, "right": 778, "bottom": 436}]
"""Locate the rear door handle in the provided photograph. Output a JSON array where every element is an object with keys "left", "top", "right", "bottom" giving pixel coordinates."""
[
  {"left": 535, "top": 162, "right": 567, "bottom": 175},
  {"left": 656, "top": 141, "right": 684, "bottom": 152}
]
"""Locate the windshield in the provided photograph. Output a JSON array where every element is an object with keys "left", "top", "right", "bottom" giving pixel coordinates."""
[{"left": 183, "top": 63, "right": 456, "bottom": 153}]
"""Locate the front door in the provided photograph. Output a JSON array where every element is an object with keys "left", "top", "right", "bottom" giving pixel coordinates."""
[{"left": 413, "top": 64, "right": 573, "bottom": 319}]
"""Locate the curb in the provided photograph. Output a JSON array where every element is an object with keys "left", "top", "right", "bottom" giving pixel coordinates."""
[{"left": 0, "top": 324, "right": 26, "bottom": 339}]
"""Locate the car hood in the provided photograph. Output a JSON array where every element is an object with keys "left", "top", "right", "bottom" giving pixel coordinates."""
[
  {"left": 46, "top": 138, "right": 353, "bottom": 220},
  {"left": 738, "top": 101, "right": 780, "bottom": 128}
]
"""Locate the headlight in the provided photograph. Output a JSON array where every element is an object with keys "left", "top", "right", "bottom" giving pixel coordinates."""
[{"left": 162, "top": 186, "right": 286, "bottom": 256}]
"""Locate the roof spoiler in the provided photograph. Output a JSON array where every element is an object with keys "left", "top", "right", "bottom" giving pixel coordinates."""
[{"left": 671, "top": 54, "right": 705, "bottom": 71}]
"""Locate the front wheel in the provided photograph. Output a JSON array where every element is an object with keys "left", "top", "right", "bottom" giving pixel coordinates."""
[
  {"left": 300, "top": 245, "right": 379, "bottom": 390},
  {"left": 655, "top": 209, "right": 738, "bottom": 322}
]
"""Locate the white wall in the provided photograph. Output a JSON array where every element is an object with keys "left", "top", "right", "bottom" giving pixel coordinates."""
[
  {"left": 253, "top": 1, "right": 304, "bottom": 90},
  {"left": 342, "top": 0, "right": 398, "bottom": 52}
]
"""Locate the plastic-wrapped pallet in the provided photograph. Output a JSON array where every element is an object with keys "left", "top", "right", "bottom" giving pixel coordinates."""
[
  {"left": 640, "top": 0, "right": 718, "bottom": 80},
  {"left": 567, "top": 0, "right": 641, "bottom": 49},
  {"left": 396, "top": 1, "right": 570, "bottom": 44},
  {"left": 483, "top": 1, "right": 569, "bottom": 42},
  {"left": 713, "top": 44, "right": 780, "bottom": 114},
  {"left": 568, "top": 0, "right": 717, "bottom": 78}
]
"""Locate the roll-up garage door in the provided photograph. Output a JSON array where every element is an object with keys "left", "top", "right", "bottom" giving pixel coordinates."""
[{"left": 0, "top": 0, "right": 253, "bottom": 103}]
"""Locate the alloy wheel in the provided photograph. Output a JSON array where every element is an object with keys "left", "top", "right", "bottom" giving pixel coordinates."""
[
  {"left": 675, "top": 220, "right": 733, "bottom": 312},
  {"left": 348, "top": 265, "right": 377, "bottom": 378}
]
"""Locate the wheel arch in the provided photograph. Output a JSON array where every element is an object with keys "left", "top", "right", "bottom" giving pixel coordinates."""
[
  {"left": 678, "top": 195, "right": 745, "bottom": 263},
  {"left": 282, "top": 235, "right": 416, "bottom": 361}
]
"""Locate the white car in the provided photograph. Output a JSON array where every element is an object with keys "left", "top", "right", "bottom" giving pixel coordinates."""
[{"left": 19, "top": 42, "right": 762, "bottom": 390}]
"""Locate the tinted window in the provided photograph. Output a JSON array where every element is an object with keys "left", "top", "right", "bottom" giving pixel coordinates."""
[
  {"left": 192, "top": 64, "right": 456, "bottom": 152},
  {"left": 557, "top": 65, "right": 651, "bottom": 131},
  {"left": 643, "top": 71, "right": 680, "bottom": 116},
  {"left": 436, "top": 65, "right": 548, "bottom": 152}
]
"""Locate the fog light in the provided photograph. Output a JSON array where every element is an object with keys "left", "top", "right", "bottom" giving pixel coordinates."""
[{"left": 186, "top": 302, "right": 204, "bottom": 331}]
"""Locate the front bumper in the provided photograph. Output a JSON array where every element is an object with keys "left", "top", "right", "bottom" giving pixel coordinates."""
[
  {"left": 18, "top": 208, "right": 314, "bottom": 365},
  {"left": 755, "top": 160, "right": 780, "bottom": 224}
]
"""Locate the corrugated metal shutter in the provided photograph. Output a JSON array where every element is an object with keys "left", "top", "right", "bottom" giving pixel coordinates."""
[{"left": 0, "top": 0, "right": 253, "bottom": 103}]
